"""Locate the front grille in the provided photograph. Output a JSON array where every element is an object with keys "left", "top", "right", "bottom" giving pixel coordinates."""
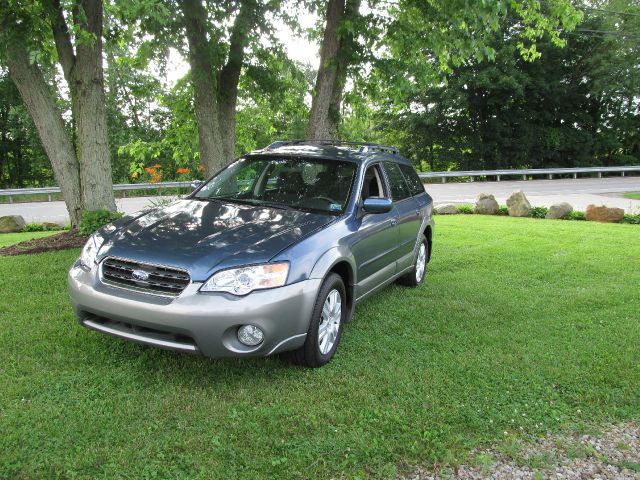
[{"left": 101, "top": 257, "right": 190, "bottom": 296}]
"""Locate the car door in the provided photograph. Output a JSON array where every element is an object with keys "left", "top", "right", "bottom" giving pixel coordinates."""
[
  {"left": 382, "top": 161, "right": 422, "bottom": 271},
  {"left": 351, "top": 163, "right": 400, "bottom": 297}
]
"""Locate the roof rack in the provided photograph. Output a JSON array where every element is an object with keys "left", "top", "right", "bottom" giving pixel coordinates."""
[{"left": 265, "top": 139, "right": 401, "bottom": 156}]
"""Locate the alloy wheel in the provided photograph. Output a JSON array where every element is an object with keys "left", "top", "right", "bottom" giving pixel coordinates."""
[{"left": 318, "top": 289, "right": 342, "bottom": 355}]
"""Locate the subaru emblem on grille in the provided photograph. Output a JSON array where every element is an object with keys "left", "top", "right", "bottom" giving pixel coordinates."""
[{"left": 131, "top": 269, "right": 150, "bottom": 281}]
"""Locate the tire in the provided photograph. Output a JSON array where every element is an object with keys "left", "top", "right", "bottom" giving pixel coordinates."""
[
  {"left": 288, "top": 273, "right": 346, "bottom": 368},
  {"left": 397, "top": 235, "right": 428, "bottom": 287}
]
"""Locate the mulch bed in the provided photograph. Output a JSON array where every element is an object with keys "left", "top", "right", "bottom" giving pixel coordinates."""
[{"left": 0, "top": 230, "right": 88, "bottom": 256}]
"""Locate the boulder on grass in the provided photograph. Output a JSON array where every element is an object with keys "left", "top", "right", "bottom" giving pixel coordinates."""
[
  {"left": 434, "top": 203, "right": 458, "bottom": 215},
  {"left": 474, "top": 193, "right": 499, "bottom": 215},
  {"left": 585, "top": 204, "right": 624, "bottom": 223},
  {"left": 43, "top": 222, "right": 62, "bottom": 230},
  {"left": 0, "top": 215, "right": 25, "bottom": 233},
  {"left": 546, "top": 202, "right": 573, "bottom": 219},
  {"left": 506, "top": 190, "right": 531, "bottom": 217}
]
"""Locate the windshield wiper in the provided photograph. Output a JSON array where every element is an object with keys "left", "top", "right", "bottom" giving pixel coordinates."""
[
  {"left": 254, "top": 201, "right": 293, "bottom": 211},
  {"left": 206, "top": 196, "right": 256, "bottom": 206},
  {"left": 199, "top": 196, "right": 295, "bottom": 211}
]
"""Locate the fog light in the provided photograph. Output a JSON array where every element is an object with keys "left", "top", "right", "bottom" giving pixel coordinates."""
[{"left": 237, "top": 325, "right": 264, "bottom": 346}]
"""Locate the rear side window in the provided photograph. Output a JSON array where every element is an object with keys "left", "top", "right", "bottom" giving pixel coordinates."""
[
  {"left": 383, "top": 161, "right": 411, "bottom": 201},
  {"left": 399, "top": 164, "right": 425, "bottom": 196}
]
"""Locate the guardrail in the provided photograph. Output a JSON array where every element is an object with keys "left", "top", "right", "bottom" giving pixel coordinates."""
[
  {"left": 1, "top": 166, "right": 639, "bottom": 202},
  {"left": 0, "top": 181, "right": 193, "bottom": 203},
  {"left": 418, "top": 166, "right": 640, "bottom": 183}
]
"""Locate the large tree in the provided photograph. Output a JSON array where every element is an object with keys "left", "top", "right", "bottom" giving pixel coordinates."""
[
  {"left": 308, "top": 0, "right": 582, "bottom": 140},
  {"left": 179, "top": 0, "right": 263, "bottom": 177},
  {"left": 0, "top": 0, "right": 116, "bottom": 225},
  {"left": 307, "top": 0, "right": 361, "bottom": 139},
  {"left": 0, "top": 72, "right": 53, "bottom": 188},
  {"left": 374, "top": 3, "right": 640, "bottom": 170}
]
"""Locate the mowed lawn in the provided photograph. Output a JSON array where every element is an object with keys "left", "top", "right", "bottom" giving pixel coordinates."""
[
  {"left": 0, "top": 216, "right": 638, "bottom": 479},
  {"left": 0, "top": 230, "right": 59, "bottom": 248},
  {"left": 624, "top": 191, "right": 640, "bottom": 200}
]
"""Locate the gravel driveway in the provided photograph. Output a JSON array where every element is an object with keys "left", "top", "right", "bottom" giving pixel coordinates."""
[{"left": 404, "top": 423, "right": 639, "bottom": 479}]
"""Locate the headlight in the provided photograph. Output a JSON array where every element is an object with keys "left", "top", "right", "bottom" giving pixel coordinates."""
[
  {"left": 79, "top": 234, "right": 103, "bottom": 269},
  {"left": 200, "top": 262, "right": 289, "bottom": 295}
]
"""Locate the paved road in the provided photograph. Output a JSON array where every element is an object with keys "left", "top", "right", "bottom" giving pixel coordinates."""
[
  {"left": 1, "top": 177, "right": 639, "bottom": 223},
  {"left": 426, "top": 177, "right": 640, "bottom": 213}
]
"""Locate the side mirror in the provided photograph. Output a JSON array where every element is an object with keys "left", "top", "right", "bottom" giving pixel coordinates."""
[
  {"left": 362, "top": 197, "right": 393, "bottom": 214},
  {"left": 190, "top": 180, "right": 204, "bottom": 191}
]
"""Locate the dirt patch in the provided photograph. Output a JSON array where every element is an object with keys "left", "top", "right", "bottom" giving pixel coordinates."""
[
  {"left": 405, "top": 422, "right": 640, "bottom": 479},
  {"left": 0, "top": 230, "right": 88, "bottom": 256}
]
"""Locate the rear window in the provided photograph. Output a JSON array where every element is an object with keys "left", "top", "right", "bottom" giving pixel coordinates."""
[
  {"left": 399, "top": 164, "right": 425, "bottom": 196},
  {"left": 383, "top": 161, "right": 411, "bottom": 201}
]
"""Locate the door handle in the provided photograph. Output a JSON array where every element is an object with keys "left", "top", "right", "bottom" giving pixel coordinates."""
[{"left": 391, "top": 219, "right": 398, "bottom": 226}]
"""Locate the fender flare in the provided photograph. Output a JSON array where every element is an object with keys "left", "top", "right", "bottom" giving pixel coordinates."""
[{"left": 308, "top": 246, "right": 357, "bottom": 285}]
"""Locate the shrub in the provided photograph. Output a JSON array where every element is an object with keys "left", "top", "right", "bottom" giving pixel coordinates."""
[
  {"left": 497, "top": 205, "right": 509, "bottom": 216},
  {"left": 529, "top": 206, "right": 548, "bottom": 219},
  {"left": 456, "top": 204, "right": 474, "bottom": 214},
  {"left": 79, "top": 210, "right": 124, "bottom": 236},
  {"left": 22, "top": 223, "right": 66, "bottom": 232},
  {"left": 621, "top": 213, "right": 640, "bottom": 225},
  {"left": 22, "top": 223, "right": 45, "bottom": 232},
  {"left": 567, "top": 211, "right": 586, "bottom": 221}
]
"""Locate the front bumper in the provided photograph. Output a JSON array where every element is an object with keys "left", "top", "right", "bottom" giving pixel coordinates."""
[{"left": 68, "top": 261, "right": 321, "bottom": 357}]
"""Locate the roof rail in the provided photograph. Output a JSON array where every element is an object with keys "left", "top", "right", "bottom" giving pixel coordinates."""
[{"left": 265, "top": 139, "right": 400, "bottom": 156}]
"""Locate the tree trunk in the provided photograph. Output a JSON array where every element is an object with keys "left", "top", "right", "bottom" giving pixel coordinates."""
[
  {"left": 181, "top": 0, "right": 257, "bottom": 177},
  {"left": 181, "top": 0, "right": 225, "bottom": 177},
  {"left": 218, "top": 0, "right": 255, "bottom": 163},
  {"left": 5, "top": 44, "right": 83, "bottom": 225},
  {"left": 308, "top": 0, "right": 345, "bottom": 140},
  {"left": 72, "top": 0, "right": 116, "bottom": 211},
  {"left": 308, "top": 0, "right": 361, "bottom": 140}
]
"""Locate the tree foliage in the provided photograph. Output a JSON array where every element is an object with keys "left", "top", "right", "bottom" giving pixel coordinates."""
[
  {"left": 0, "top": 0, "right": 637, "bottom": 198},
  {"left": 373, "top": 4, "right": 640, "bottom": 171},
  {"left": 0, "top": 73, "right": 51, "bottom": 188}
]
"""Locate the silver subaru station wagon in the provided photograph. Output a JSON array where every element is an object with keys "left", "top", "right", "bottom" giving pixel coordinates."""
[{"left": 68, "top": 141, "right": 434, "bottom": 367}]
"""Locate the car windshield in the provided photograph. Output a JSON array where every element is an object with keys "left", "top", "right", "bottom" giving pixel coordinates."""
[{"left": 194, "top": 156, "right": 357, "bottom": 215}]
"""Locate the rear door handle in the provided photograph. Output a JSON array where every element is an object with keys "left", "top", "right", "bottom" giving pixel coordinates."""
[{"left": 390, "top": 219, "right": 398, "bottom": 226}]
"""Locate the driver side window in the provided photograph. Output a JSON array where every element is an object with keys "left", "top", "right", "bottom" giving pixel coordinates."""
[{"left": 360, "top": 165, "right": 386, "bottom": 202}]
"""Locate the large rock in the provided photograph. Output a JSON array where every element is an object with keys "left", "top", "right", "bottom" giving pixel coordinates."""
[
  {"left": 506, "top": 190, "right": 531, "bottom": 217},
  {"left": 585, "top": 204, "right": 624, "bottom": 223},
  {"left": 43, "top": 222, "right": 63, "bottom": 230},
  {"left": 546, "top": 202, "right": 573, "bottom": 219},
  {"left": 474, "top": 193, "right": 499, "bottom": 215},
  {"left": 434, "top": 203, "right": 458, "bottom": 215},
  {"left": 0, "top": 215, "right": 25, "bottom": 233}
]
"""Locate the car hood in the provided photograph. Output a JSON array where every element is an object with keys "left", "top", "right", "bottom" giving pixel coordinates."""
[{"left": 97, "top": 199, "right": 333, "bottom": 281}]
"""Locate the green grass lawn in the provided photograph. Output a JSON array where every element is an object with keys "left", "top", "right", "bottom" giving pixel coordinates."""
[
  {"left": 0, "top": 230, "right": 60, "bottom": 248},
  {"left": 1, "top": 216, "right": 638, "bottom": 479},
  {"left": 624, "top": 192, "right": 640, "bottom": 200}
]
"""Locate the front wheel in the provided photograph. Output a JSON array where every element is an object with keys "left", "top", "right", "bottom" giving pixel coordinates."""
[
  {"left": 398, "top": 235, "right": 428, "bottom": 287},
  {"left": 288, "top": 273, "right": 346, "bottom": 368}
]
